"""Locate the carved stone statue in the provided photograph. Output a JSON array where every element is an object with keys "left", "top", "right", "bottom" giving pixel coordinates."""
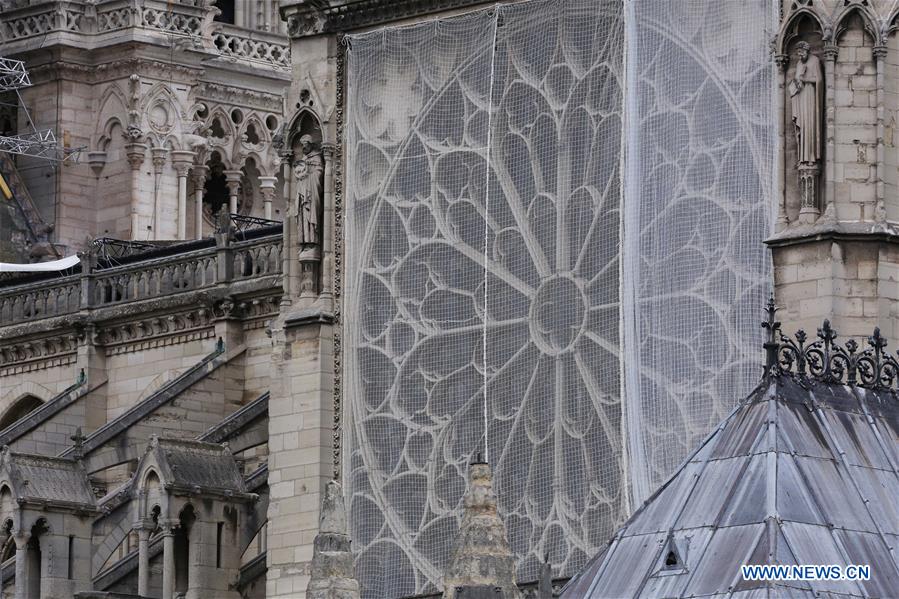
[
  {"left": 790, "top": 41, "right": 823, "bottom": 167},
  {"left": 293, "top": 134, "right": 324, "bottom": 246}
]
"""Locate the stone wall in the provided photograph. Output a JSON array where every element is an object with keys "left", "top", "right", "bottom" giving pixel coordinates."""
[
  {"left": 2, "top": 0, "right": 291, "bottom": 249},
  {"left": 265, "top": 315, "right": 335, "bottom": 598},
  {"left": 832, "top": 14, "right": 878, "bottom": 221},
  {"left": 773, "top": 0, "right": 899, "bottom": 340},
  {"left": 772, "top": 235, "right": 899, "bottom": 340}
]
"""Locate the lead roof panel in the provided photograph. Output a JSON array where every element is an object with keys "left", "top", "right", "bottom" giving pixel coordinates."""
[
  {"left": 560, "top": 370, "right": 899, "bottom": 598},
  {"left": 675, "top": 456, "right": 749, "bottom": 529},
  {"left": 680, "top": 524, "right": 763, "bottom": 597},
  {"left": 793, "top": 456, "right": 874, "bottom": 532},
  {"left": 834, "top": 529, "right": 899, "bottom": 598},
  {"left": 823, "top": 409, "right": 893, "bottom": 470},
  {"left": 780, "top": 521, "right": 865, "bottom": 597},
  {"left": 775, "top": 401, "right": 831, "bottom": 459},
  {"left": 718, "top": 452, "right": 767, "bottom": 527},
  {"left": 774, "top": 453, "right": 824, "bottom": 526}
]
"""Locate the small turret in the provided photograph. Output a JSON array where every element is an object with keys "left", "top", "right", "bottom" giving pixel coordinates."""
[
  {"left": 443, "top": 458, "right": 520, "bottom": 599},
  {"left": 306, "top": 479, "right": 361, "bottom": 599}
]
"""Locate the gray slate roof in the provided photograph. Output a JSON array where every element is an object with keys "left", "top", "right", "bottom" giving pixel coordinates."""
[
  {"left": 150, "top": 437, "right": 248, "bottom": 494},
  {"left": 0, "top": 449, "right": 95, "bottom": 509},
  {"left": 561, "top": 373, "right": 899, "bottom": 598}
]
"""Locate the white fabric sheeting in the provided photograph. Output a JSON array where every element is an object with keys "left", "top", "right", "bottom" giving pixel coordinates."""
[{"left": 0, "top": 255, "right": 79, "bottom": 272}]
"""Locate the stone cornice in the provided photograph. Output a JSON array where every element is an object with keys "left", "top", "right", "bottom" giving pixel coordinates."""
[
  {"left": 765, "top": 221, "right": 899, "bottom": 248},
  {"left": 283, "top": 306, "right": 335, "bottom": 327},
  {"left": 27, "top": 57, "right": 205, "bottom": 85},
  {"left": 0, "top": 286, "right": 281, "bottom": 362},
  {"left": 195, "top": 82, "right": 285, "bottom": 113},
  {"left": 281, "top": 0, "right": 495, "bottom": 37}
]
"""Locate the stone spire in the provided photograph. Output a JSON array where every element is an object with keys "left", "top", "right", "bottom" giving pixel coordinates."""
[
  {"left": 306, "top": 480, "right": 361, "bottom": 599},
  {"left": 443, "top": 459, "right": 521, "bottom": 599}
]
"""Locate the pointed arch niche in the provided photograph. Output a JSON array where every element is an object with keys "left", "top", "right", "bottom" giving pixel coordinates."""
[{"left": 778, "top": 11, "right": 826, "bottom": 224}]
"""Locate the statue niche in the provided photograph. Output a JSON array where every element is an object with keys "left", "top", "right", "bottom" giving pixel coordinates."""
[
  {"left": 292, "top": 134, "right": 324, "bottom": 249},
  {"left": 281, "top": 109, "right": 325, "bottom": 302},
  {"left": 788, "top": 40, "right": 824, "bottom": 220},
  {"left": 790, "top": 41, "right": 823, "bottom": 168}
]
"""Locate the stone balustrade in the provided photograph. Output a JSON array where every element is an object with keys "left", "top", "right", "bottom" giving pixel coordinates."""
[
  {"left": 0, "top": 1, "right": 86, "bottom": 41},
  {"left": 0, "top": 278, "right": 81, "bottom": 324},
  {"left": 0, "top": 0, "right": 290, "bottom": 70},
  {"left": 212, "top": 24, "right": 291, "bottom": 68},
  {"left": 0, "top": 229, "right": 283, "bottom": 328}
]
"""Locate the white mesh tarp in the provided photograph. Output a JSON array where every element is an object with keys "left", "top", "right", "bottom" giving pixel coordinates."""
[
  {"left": 344, "top": 1, "right": 775, "bottom": 596},
  {"left": 622, "top": 0, "right": 777, "bottom": 502},
  {"left": 344, "top": 12, "right": 499, "bottom": 595}
]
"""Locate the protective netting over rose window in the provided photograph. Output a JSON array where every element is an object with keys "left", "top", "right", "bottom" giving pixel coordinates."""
[{"left": 343, "top": 1, "right": 776, "bottom": 597}]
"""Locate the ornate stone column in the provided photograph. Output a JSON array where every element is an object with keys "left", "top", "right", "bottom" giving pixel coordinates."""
[
  {"left": 124, "top": 142, "right": 147, "bottom": 238},
  {"left": 874, "top": 44, "right": 887, "bottom": 222},
  {"left": 798, "top": 163, "right": 821, "bottom": 223},
  {"left": 258, "top": 175, "right": 278, "bottom": 220},
  {"left": 192, "top": 165, "right": 209, "bottom": 239},
  {"left": 224, "top": 170, "right": 243, "bottom": 215},
  {"left": 319, "top": 143, "right": 335, "bottom": 305},
  {"left": 13, "top": 530, "right": 31, "bottom": 599},
  {"left": 277, "top": 148, "right": 295, "bottom": 304},
  {"left": 775, "top": 53, "right": 789, "bottom": 230},
  {"left": 161, "top": 521, "right": 177, "bottom": 599},
  {"left": 150, "top": 147, "right": 169, "bottom": 237},
  {"left": 136, "top": 523, "right": 151, "bottom": 596},
  {"left": 822, "top": 43, "right": 838, "bottom": 221},
  {"left": 171, "top": 150, "right": 196, "bottom": 240}
]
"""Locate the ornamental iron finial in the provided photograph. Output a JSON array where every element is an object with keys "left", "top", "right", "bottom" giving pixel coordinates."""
[
  {"left": 762, "top": 296, "right": 781, "bottom": 370},
  {"left": 764, "top": 308, "right": 899, "bottom": 389}
]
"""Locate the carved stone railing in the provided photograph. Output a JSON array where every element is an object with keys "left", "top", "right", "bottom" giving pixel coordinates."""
[
  {"left": 95, "top": 2, "right": 133, "bottom": 33},
  {"left": 0, "top": 229, "right": 282, "bottom": 328},
  {"left": 0, "top": 277, "right": 81, "bottom": 323},
  {"left": 92, "top": 249, "right": 218, "bottom": 307},
  {"left": 212, "top": 24, "right": 291, "bottom": 68},
  {"left": 233, "top": 237, "right": 282, "bottom": 280},
  {"left": 139, "top": 1, "right": 205, "bottom": 37},
  {"left": 0, "top": 0, "right": 289, "bottom": 70},
  {"left": 0, "top": 1, "right": 86, "bottom": 41}
]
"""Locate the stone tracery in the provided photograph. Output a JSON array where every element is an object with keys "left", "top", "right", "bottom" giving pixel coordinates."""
[{"left": 344, "top": 2, "right": 625, "bottom": 594}]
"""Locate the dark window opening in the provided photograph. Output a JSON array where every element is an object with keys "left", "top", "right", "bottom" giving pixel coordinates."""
[
  {"left": 175, "top": 505, "right": 196, "bottom": 594},
  {"left": 0, "top": 395, "right": 43, "bottom": 431},
  {"left": 665, "top": 551, "right": 679, "bottom": 567},
  {"left": 203, "top": 158, "right": 229, "bottom": 218},
  {"left": 216, "top": 522, "right": 223, "bottom": 568},
  {"left": 67, "top": 536, "right": 74, "bottom": 579},
  {"left": 245, "top": 123, "right": 260, "bottom": 145},
  {"left": 213, "top": 0, "right": 235, "bottom": 24},
  {"left": 210, "top": 118, "right": 226, "bottom": 139}
]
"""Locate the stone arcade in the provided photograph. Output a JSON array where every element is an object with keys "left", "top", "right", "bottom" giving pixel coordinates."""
[{"left": 0, "top": 1, "right": 899, "bottom": 598}]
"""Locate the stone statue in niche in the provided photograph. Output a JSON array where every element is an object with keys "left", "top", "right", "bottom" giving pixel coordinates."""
[
  {"left": 790, "top": 41, "right": 823, "bottom": 166},
  {"left": 790, "top": 41, "right": 823, "bottom": 219},
  {"left": 293, "top": 134, "right": 324, "bottom": 247}
]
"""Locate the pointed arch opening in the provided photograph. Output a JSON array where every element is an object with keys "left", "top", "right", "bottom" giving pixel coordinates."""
[{"left": 0, "top": 394, "right": 43, "bottom": 432}]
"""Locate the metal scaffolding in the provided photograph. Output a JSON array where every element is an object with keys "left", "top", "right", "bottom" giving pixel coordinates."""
[{"left": 0, "top": 57, "right": 82, "bottom": 162}]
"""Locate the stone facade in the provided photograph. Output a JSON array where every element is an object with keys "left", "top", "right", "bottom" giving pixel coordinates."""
[
  {"left": 2, "top": 0, "right": 291, "bottom": 254},
  {"left": 771, "top": 0, "right": 899, "bottom": 339},
  {"left": 4, "top": 0, "right": 899, "bottom": 598}
]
